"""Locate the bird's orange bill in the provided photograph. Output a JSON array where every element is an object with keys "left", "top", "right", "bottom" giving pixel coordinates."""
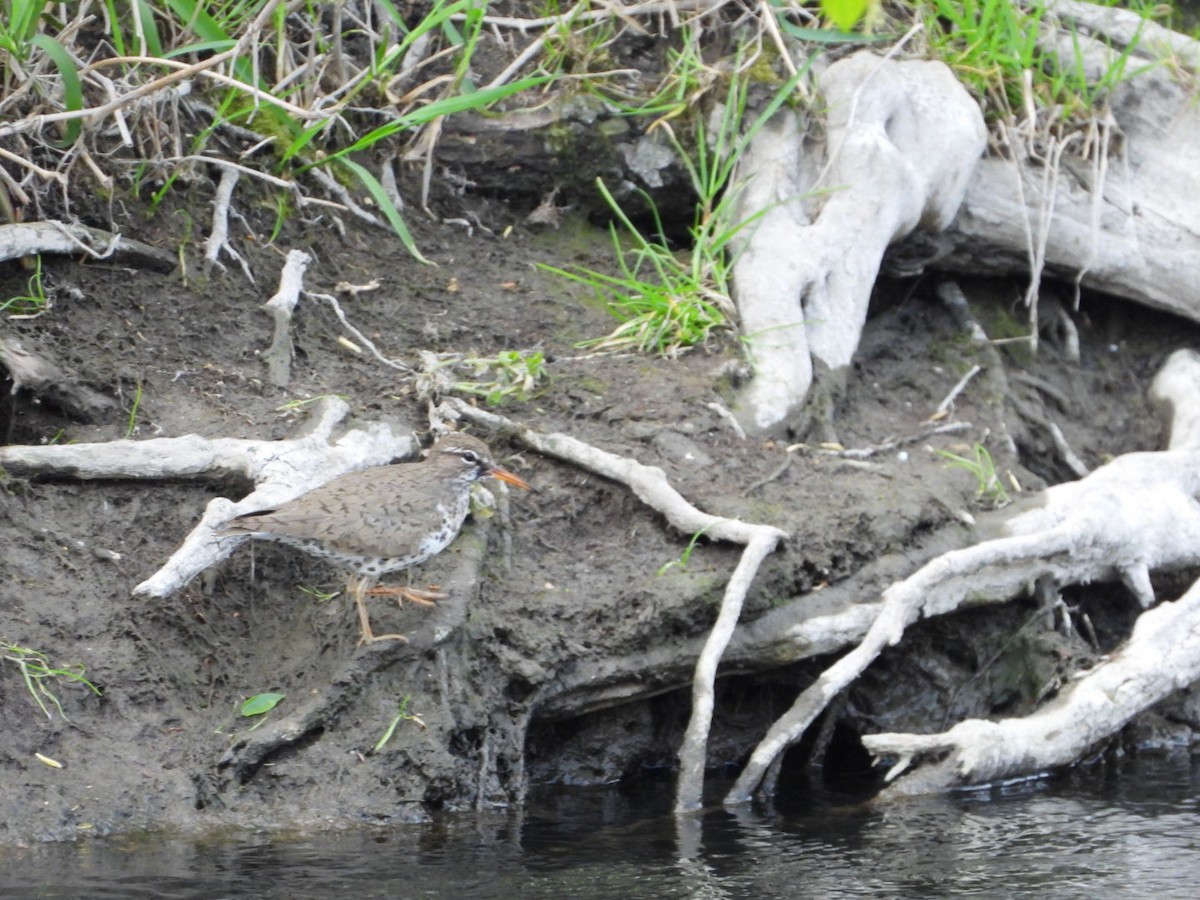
[{"left": 489, "top": 466, "right": 533, "bottom": 491}]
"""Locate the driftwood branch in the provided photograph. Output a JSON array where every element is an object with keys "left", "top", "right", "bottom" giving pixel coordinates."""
[
  {"left": 261, "top": 249, "right": 312, "bottom": 387},
  {"left": 864, "top": 573, "right": 1200, "bottom": 794},
  {"left": 0, "top": 220, "right": 176, "bottom": 272},
  {"left": 0, "top": 395, "right": 417, "bottom": 598}
]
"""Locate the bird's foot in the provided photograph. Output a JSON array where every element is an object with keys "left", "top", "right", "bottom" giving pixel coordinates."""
[
  {"left": 365, "top": 584, "right": 447, "bottom": 607},
  {"left": 357, "top": 629, "right": 409, "bottom": 646},
  {"left": 352, "top": 583, "right": 411, "bottom": 645}
]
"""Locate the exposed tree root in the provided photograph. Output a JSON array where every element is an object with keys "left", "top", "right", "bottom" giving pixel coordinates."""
[
  {"left": 863, "top": 572, "right": 1200, "bottom": 795},
  {"left": 202, "top": 167, "right": 253, "bottom": 281},
  {"left": 730, "top": 50, "right": 986, "bottom": 435},
  {"left": 927, "top": 10, "right": 1200, "bottom": 327},
  {"left": 1, "top": 335, "right": 118, "bottom": 423},
  {"left": 726, "top": 349, "right": 1200, "bottom": 803},
  {"left": 436, "top": 398, "right": 789, "bottom": 813},
  {"left": 261, "top": 249, "right": 311, "bottom": 387},
  {"left": 3, "top": 369, "right": 786, "bottom": 802}
]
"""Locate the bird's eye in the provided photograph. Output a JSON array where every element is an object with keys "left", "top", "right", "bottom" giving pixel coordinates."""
[{"left": 460, "top": 450, "right": 480, "bottom": 464}]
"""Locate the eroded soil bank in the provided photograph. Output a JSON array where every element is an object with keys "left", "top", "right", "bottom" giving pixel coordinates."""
[{"left": 2, "top": 181, "right": 1198, "bottom": 843}]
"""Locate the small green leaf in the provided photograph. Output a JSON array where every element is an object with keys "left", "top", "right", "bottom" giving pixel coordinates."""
[
  {"left": 240, "top": 692, "right": 285, "bottom": 717},
  {"left": 820, "top": 0, "right": 869, "bottom": 32}
]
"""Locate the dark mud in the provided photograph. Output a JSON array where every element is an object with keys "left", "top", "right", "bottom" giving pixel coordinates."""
[{"left": 1, "top": 177, "right": 1197, "bottom": 844}]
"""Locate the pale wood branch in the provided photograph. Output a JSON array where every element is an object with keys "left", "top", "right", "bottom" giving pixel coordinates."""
[
  {"left": 0, "top": 220, "right": 175, "bottom": 271},
  {"left": 864, "top": 574, "right": 1200, "bottom": 794}
]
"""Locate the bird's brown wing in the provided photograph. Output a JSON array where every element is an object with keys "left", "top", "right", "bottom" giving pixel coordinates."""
[{"left": 224, "top": 465, "right": 450, "bottom": 558}]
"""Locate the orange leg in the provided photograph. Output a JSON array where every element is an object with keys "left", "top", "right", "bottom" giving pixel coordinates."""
[{"left": 347, "top": 576, "right": 408, "bottom": 645}]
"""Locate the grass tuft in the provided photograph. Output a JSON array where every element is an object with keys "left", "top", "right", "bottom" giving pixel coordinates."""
[
  {"left": 937, "top": 443, "right": 1011, "bottom": 508},
  {"left": 1, "top": 255, "right": 48, "bottom": 317},
  {"left": 2, "top": 640, "right": 103, "bottom": 721},
  {"left": 543, "top": 52, "right": 810, "bottom": 357},
  {"left": 915, "top": 0, "right": 1162, "bottom": 124}
]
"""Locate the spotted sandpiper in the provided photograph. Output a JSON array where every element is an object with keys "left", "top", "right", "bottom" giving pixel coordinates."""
[{"left": 221, "top": 433, "right": 532, "bottom": 643}]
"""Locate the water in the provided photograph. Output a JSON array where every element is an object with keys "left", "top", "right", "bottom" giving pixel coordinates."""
[{"left": 2, "top": 755, "right": 1198, "bottom": 899}]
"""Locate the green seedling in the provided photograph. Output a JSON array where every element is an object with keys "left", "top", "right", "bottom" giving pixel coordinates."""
[
  {"left": 2, "top": 641, "right": 102, "bottom": 720},
  {"left": 1, "top": 255, "right": 48, "bottom": 316},
  {"left": 296, "top": 584, "right": 340, "bottom": 602},
  {"left": 936, "top": 443, "right": 1010, "bottom": 508},
  {"left": 124, "top": 382, "right": 143, "bottom": 439},
  {"left": 658, "top": 521, "right": 724, "bottom": 575},
  {"left": 374, "top": 695, "right": 427, "bottom": 752}
]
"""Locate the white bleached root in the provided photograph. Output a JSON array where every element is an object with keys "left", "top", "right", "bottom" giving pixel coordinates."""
[
  {"left": 725, "top": 349, "right": 1200, "bottom": 802},
  {"left": 438, "top": 398, "right": 789, "bottom": 813},
  {"left": 0, "top": 220, "right": 175, "bottom": 270},
  {"left": 731, "top": 50, "right": 986, "bottom": 434},
  {"left": 863, "top": 575, "right": 1200, "bottom": 794}
]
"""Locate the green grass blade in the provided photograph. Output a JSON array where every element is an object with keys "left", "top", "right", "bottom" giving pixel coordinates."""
[
  {"left": 304, "top": 75, "right": 550, "bottom": 171},
  {"left": 100, "top": 0, "right": 127, "bottom": 56},
  {"left": 778, "top": 23, "right": 890, "bottom": 43},
  {"left": 374, "top": 0, "right": 473, "bottom": 73},
  {"left": 336, "top": 158, "right": 430, "bottom": 264},
  {"left": 159, "top": 0, "right": 258, "bottom": 86},
  {"left": 279, "top": 117, "right": 333, "bottom": 166},
  {"left": 6, "top": 0, "right": 49, "bottom": 49},
  {"left": 135, "top": 0, "right": 164, "bottom": 56},
  {"left": 163, "top": 38, "right": 237, "bottom": 59},
  {"left": 29, "top": 34, "right": 83, "bottom": 146},
  {"left": 160, "top": 0, "right": 231, "bottom": 44}
]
